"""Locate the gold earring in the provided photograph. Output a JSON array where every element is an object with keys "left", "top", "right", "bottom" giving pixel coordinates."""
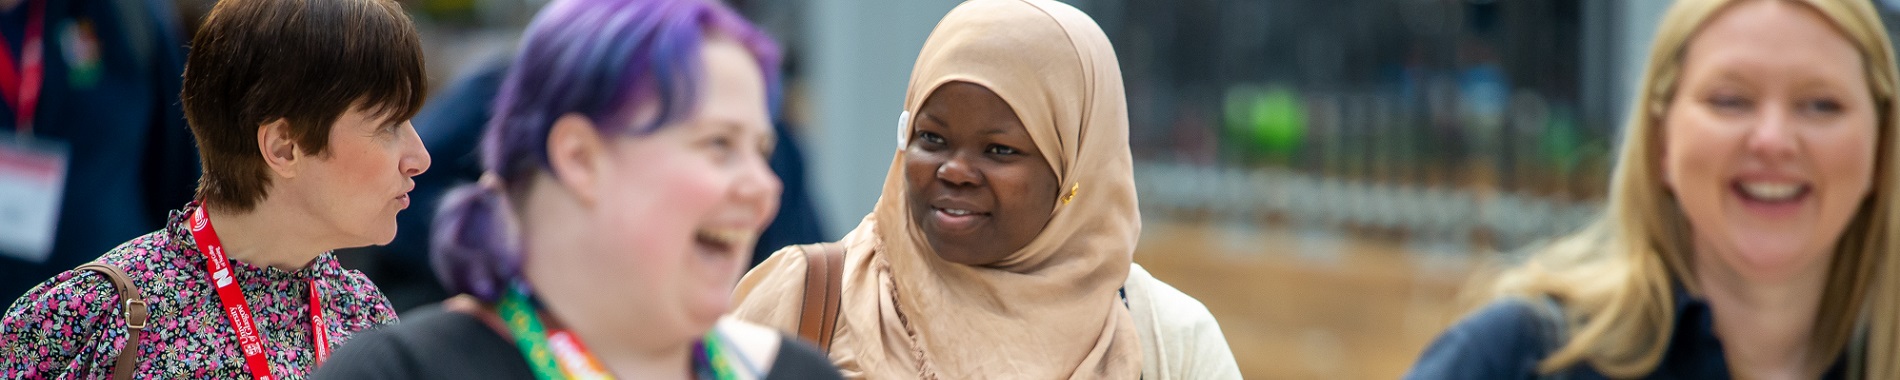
[{"left": 1061, "top": 183, "right": 1080, "bottom": 205}]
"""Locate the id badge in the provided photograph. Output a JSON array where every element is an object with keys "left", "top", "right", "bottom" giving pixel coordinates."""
[{"left": 0, "top": 135, "right": 68, "bottom": 263}]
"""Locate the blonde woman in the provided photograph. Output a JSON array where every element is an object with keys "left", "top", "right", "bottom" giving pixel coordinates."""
[{"left": 1407, "top": 0, "right": 1900, "bottom": 378}]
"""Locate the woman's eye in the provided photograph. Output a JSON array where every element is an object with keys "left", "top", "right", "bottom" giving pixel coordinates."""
[
  {"left": 704, "top": 135, "right": 738, "bottom": 160},
  {"left": 1708, "top": 94, "right": 1752, "bottom": 111},
  {"left": 987, "top": 144, "right": 1020, "bottom": 156},
  {"left": 918, "top": 131, "right": 945, "bottom": 145},
  {"left": 758, "top": 138, "right": 776, "bottom": 160},
  {"left": 1799, "top": 98, "right": 1845, "bottom": 116}
]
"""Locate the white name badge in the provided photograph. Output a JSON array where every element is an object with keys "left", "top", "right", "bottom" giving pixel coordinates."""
[{"left": 0, "top": 136, "right": 68, "bottom": 263}]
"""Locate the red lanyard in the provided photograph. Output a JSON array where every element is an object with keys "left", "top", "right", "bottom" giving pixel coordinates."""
[
  {"left": 0, "top": 0, "right": 44, "bottom": 134},
  {"left": 189, "top": 205, "right": 332, "bottom": 380}
]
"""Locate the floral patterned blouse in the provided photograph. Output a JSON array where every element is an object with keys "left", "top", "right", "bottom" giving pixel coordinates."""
[{"left": 0, "top": 204, "right": 398, "bottom": 379}]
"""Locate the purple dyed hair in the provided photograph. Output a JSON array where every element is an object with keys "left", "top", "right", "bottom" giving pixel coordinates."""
[{"left": 432, "top": 0, "right": 781, "bottom": 301}]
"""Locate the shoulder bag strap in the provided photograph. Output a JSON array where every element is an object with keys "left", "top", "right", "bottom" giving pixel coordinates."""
[
  {"left": 796, "top": 242, "right": 846, "bottom": 353},
  {"left": 76, "top": 262, "right": 147, "bottom": 380}
]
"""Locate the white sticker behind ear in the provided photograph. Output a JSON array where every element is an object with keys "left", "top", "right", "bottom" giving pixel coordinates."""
[{"left": 897, "top": 110, "right": 912, "bottom": 148}]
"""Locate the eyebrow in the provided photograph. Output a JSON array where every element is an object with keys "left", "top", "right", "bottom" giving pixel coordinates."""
[
  {"left": 918, "top": 111, "right": 947, "bottom": 127},
  {"left": 917, "top": 111, "right": 1021, "bottom": 136},
  {"left": 711, "top": 119, "right": 776, "bottom": 146},
  {"left": 1703, "top": 69, "right": 1858, "bottom": 95}
]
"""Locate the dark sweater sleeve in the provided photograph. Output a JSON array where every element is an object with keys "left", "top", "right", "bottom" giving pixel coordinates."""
[
  {"left": 1404, "top": 299, "right": 1558, "bottom": 380},
  {"left": 312, "top": 306, "right": 533, "bottom": 380},
  {"left": 309, "top": 321, "right": 419, "bottom": 380},
  {"left": 764, "top": 335, "right": 845, "bottom": 380}
]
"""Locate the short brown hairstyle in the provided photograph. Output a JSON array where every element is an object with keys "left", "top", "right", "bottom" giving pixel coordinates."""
[{"left": 181, "top": 0, "right": 426, "bottom": 212}]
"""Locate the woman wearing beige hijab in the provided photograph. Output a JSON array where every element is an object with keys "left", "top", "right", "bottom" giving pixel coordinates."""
[{"left": 730, "top": 0, "right": 1239, "bottom": 378}]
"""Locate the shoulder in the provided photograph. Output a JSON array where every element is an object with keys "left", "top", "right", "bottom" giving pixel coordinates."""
[
  {"left": 1, "top": 266, "right": 127, "bottom": 377},
  {"left": 730, "top": 245, "right": 818, "bottom": 333},
  {"left": 713, "top": 319, "right": 842, "bottom": 380},
  {"left": 13, "top": 228, "right": 188, "bottom": 325},
  {"left": 318, "top": 255, "right": 399, "bottom": 326},
  {"left": 314, "top": 305, "right": 528, "bottom": 380},
  {"left": 1125, "top": 264, "right": 1221, "bottom": 330},
  {"left": 738, "top": 245, "right": 814, "bottom": 296},
  {"left": 5, "top": 267, "right": 125, "bottom": 330},
  {"left": 353, "top": 305, "right": 498, "bottom": 352},
  {"left": 766, "top": 335, "right": 844, "bottom": 380},
  {"left": 1404, "top": 298, "right": 1563, "bottom": 380},
  {"left": 1124, "top": 264, "right": 1241, "bottom": 379}
]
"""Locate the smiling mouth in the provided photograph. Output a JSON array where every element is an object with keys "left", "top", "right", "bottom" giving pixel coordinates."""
[
  {"left": 693, "top": 227, "right": 755, "bottom": 260},
  {"left": 1734, "top": 180, "right": 1808, "bottom": 203},
  {"left": 928, "top": 206, "right": 991, "bottom": 233},
  {"left": 938, "top": 207, "right": 984, "bottom": 216}
]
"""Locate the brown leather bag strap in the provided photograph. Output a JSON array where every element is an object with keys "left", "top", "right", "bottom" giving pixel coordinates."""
[
  {"left": 76, "top": 262, "right": 147, "bottom": 380},
  {"left": 796, "top": 242, "right": 846, "bottom": 353}
]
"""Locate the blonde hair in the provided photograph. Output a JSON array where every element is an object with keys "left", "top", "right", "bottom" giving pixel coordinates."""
[{"left": 1492, "top": 0, "right": 1900, "bottom": 377}]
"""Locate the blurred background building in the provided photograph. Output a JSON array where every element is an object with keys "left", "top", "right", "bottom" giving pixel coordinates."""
[{"left": 13, "top": 0, "right": 1900, "bottom": 378}]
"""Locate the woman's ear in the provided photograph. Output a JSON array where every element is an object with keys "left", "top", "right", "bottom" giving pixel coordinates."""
[
  {"left": 1652, "top": 102, "right": 1676, "bottom": 190},
  {"left": 257, "top": 118, "right": 303, "bottom": 179},
  {"left": 546, "top": 114, "right": 608, "bottom": 206}
]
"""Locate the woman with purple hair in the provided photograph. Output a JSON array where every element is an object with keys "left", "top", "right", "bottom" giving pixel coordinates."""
[{"left": 310, "top": 0, "right": 843, "bottom": 378}]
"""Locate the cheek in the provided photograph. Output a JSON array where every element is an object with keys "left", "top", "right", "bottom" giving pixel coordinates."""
[
  {"left": 1817, "top": 124, "right": 1878, "bottom": 199},
  {"left": 308, "top": 141, "right": 390, "bottom": 211},
  {"left": 1661, "top": 112, "right": 1725, "bottom": 192},
  {"left": 903, "top": 152, "right": 935, "bottom": 196},
  {"left": 331, "top": 139, "right": 398, "bottom": 185},
  {"left": 592, "top": 168, "right": 721, "bottom": 276},
  {"left": 994, "top": 165, "right": 1058, "bottom": 227},
  {"left": 657, "top": 170, "right": 731, "bottom": 217},
  {"left": 604, "top": 152, "right": 733, "bottom": 236}
]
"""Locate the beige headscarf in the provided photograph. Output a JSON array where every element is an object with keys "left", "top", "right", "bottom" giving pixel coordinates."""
[{"left": 730, "top": 0, "right": 1141, "bottom": 378}]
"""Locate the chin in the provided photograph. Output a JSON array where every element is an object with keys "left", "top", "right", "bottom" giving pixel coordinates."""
[
  {"left": 355, "top": 226, "right": 400, "bottom": 248},
  {"left": 930, "top": 247, "right": 995, "bottom": 266},
  {"left": 686, "top": 299, "right": 731, "bottom": 329},
  {"left": 1727, "top": 244, "right": 1827, "bottom": 284}
]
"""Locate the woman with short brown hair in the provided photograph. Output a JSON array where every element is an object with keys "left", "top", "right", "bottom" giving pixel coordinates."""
[{"left": 0, "top": 0, "right": 431, "bottom": 377}]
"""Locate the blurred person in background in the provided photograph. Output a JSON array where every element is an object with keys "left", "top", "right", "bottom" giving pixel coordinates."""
[
  {"left": 1408, "top": 0, "right": 1900, "bottom": 378},
  {"left": 0, "top": 0, "right": 200, "bottom": 301},
  {"left": 311, "top": 0, "right": 843, "bottom": 378},
  {"left": 0, "top": 0, "right": 431, "bottom": 376},
  {"left": 728, "top": 0, "right": 1239, "bottom": 378}
]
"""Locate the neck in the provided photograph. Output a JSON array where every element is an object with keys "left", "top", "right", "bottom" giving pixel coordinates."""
[
  {"left": 201, "top": 201, "right": 331, "bottom": 271},
  {"left": 1693, "top": 246, "right": 1830, "bottom": 380},
  {"left": 512, "top": 177, "right": 701, "bottom": 379}
]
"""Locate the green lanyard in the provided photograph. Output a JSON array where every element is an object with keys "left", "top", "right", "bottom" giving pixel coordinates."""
[{"left": 497, "top": 284, "right": 745, "bottom": 380}]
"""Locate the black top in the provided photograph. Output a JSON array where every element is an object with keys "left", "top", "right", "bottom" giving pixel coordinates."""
[
  {"left": 1406, "top": 287, "right": 1847, "bottom": 379},
  {"left": 312, "top": 305, "right": 844, "bottom": 380}
]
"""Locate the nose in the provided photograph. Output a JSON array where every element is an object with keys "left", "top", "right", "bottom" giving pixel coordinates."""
[
  {"left": 936, "top": 151, "right": 981, "bottom": 187},
  {"left": 1745, "top": 106, "right": 1798, "bottom": 160},
  {"left": 736, "top": 152, "right": 783, "bottom": 228},
  {"left": 400, "top": 121, "right": 432, "bottom": 177}
]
